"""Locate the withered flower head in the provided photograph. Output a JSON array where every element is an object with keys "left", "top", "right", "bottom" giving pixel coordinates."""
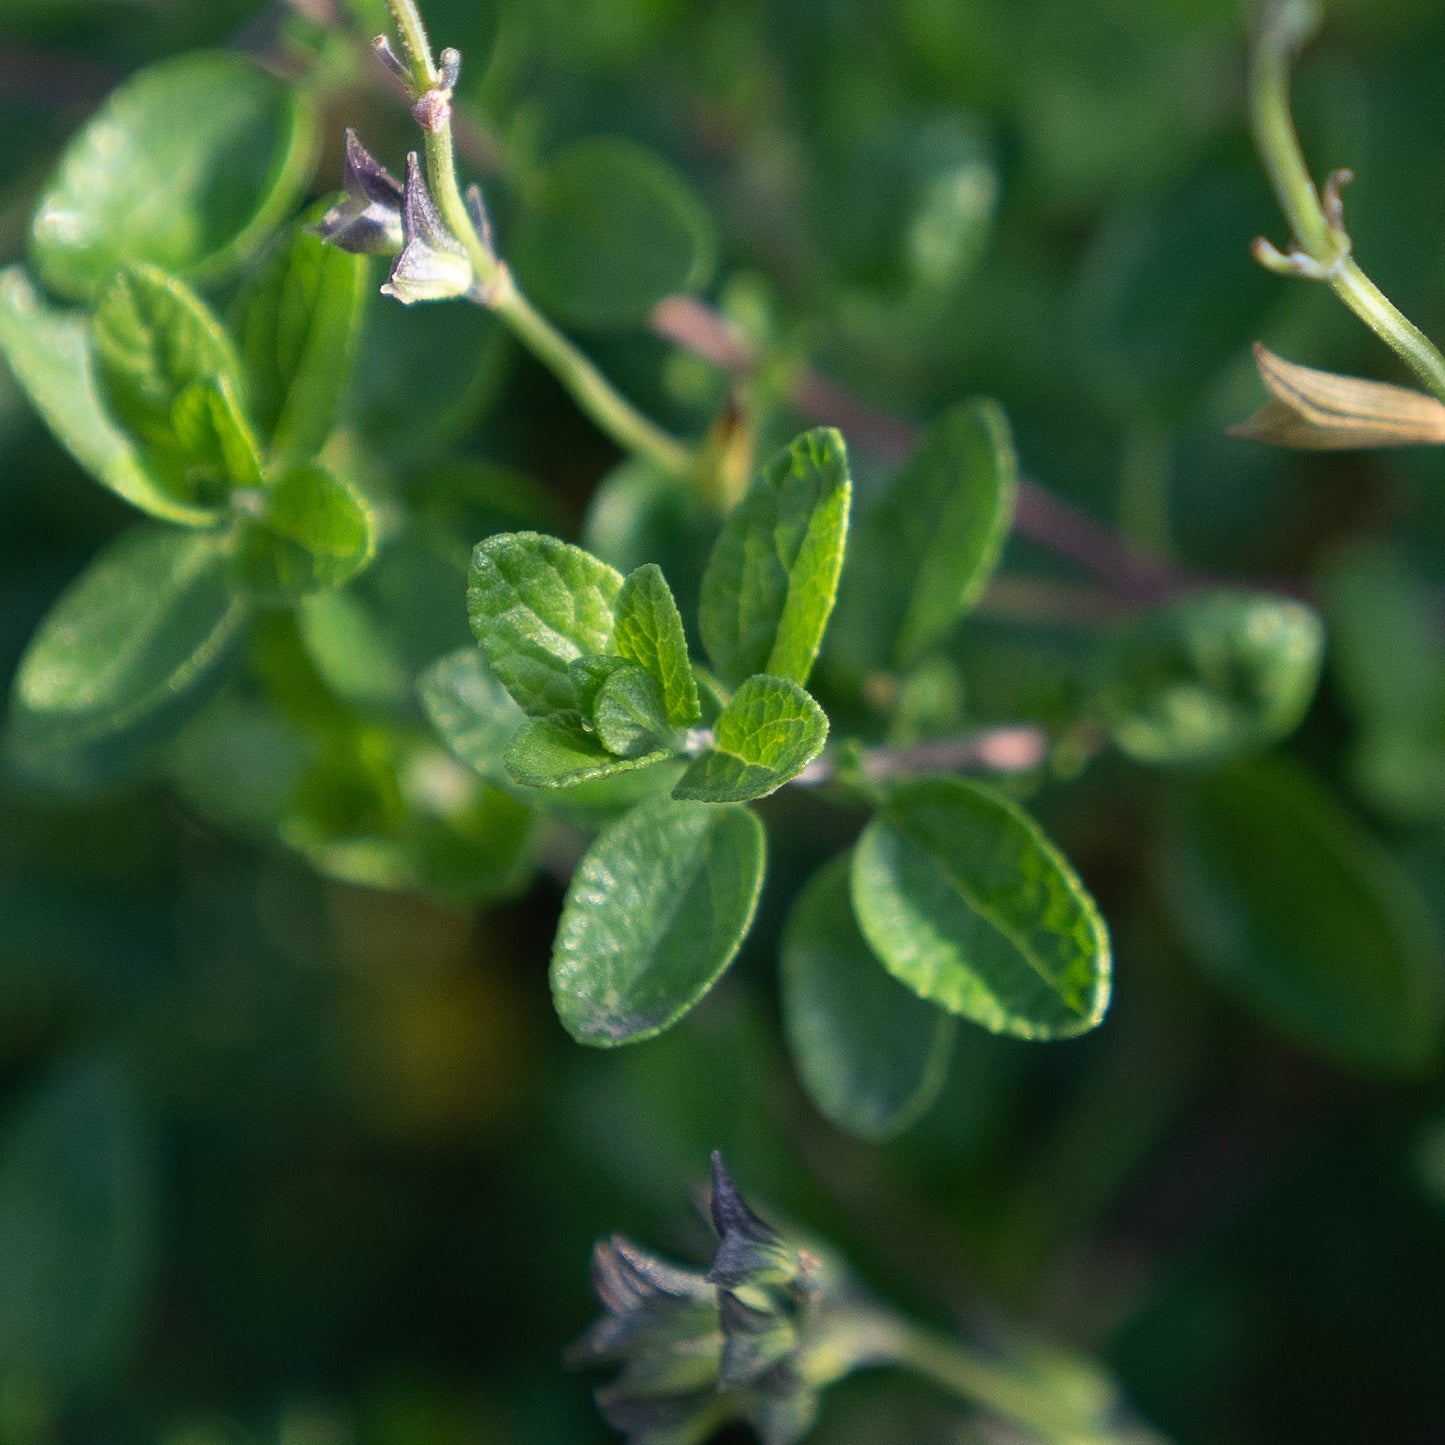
[
  {"left": 570, "top": 1154, "right": 834, "bottom": 1445},
  {"left": 1233, "top": 343, "right": 1445, "bottom": 450},
  {"left": 380, "top": 153, "right": 474, "bottom": 305},
  {"left": 313, "top": 129, "right": 405, "bottom": 256}
]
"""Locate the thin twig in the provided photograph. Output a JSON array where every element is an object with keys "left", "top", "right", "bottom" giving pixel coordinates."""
[
  {"left": 650, "top": 295, "right": 1195, "bottom": 605},
  {"left": 793, "top": 724, "right": 1052, "bottom": 788}
]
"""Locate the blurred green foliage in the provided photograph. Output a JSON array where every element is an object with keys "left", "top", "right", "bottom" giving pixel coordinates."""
[{"left": 2, "top": 0, "right": 1445, "bottom": 1443}]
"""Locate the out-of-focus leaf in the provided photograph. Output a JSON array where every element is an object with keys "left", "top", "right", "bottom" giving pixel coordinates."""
[
  {"left": 235, "top": 226, "right": 368, "bottom": 464},
  {"left": 781, "top": 856, "right": 956, "bottom": 1141},
  {"left": 699, "top": 428, "right": 851, "bottom": 688},
  {"left": 851, "top": 777, "right": 1111, "bottom": 1039},
  {"left": 0, "top": 1056, "right": 155, "bottom": 1394},
  {"left": 673, "top": 675, "right": 827, "bottom": 803},
  {"left": 832, "top": 400, "right": 1015, "bottom": 672},
  {"left": 551, "top": 797, "right": 766, "bottom": 1044},
  {"left": 467, "top": 532, "right": 624, "bottom": 716},
  {"left": 1163, "top": 759, "right": 1443, "bottom": 1074},
  {"left": 297, "top": 528, "right": 470, "bottom": 717},
  {"left": 233, "top": 465, "right": 375, "bottom": 597},
  {"left": 513, "top": 138, "right": 715, "bottom": 327},
  {"left": 1098, "top": 590, "right": 1324, "bottom": 767},
  {"left": 1324, "top": 545, "right": 1445, "bottom": 821},
  {"left": 9, "top": 524, "right": 247, "bottom": 787},
  {"left": 614, "top": 563, "right": 701, "bottom": 727},
  {"left": 417, "top": 647, "right": 524, "bottom": 781},
  {"left": 92, "top": 266, "right": 262, "bottom": 505},
  {"left": 0, "top": 267, "right": 222, "bottom": 524},
  {"left": 30, "top": 52, "right": 316, "bottom": 301}
]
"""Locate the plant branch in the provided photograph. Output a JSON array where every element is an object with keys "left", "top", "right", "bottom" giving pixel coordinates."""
[
  {"left": 793, "top": 724, "right": 1052, "bottom": 789},
  {"left": 651, "top": 296, "right": 1190, "bottom": 604},
  {"left": 837, "top": 1313, "right": 1163, "bottom": 1445},
  {"left": 1249, "top": 0, "right": 1445, "bottom": 403},
  {"left": 378, "top": 0, "right": 698, "bottom": 481}
]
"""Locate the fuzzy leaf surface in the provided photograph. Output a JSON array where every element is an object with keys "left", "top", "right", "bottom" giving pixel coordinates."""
[
  {"left": 851, "top": 778, "right": 1110, "bottom": 1039},
  {"left": 614, "top": 563, "right": 701, "bottom": 727},
  {"left": 467, "top": 533, "right": 624, "bottom": 716},
  {"left": 551, "top": 798, "right": 766, "bottom": 1044},
  {"left": 505, "top": 716, "right": 672, "bottom": 789},
  {"left": 673, "top": 675, "right": 828, "bottom": 803}
]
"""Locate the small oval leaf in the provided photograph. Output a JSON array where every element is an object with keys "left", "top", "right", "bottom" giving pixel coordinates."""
[
  {"left": 672, "top": 675, "right": 828, "bottom": 803},
  {"left": 551, "top": 797, "right": 766, "bottom": 1045},
  {"left": 781, "top": 856, "right": 957, "bottom": 1140},
  {"left": 31, "top": 52, "right": 316, "bottom": 301},
  {"left": 1163, "top": 759, "right": 1443, "bottom": 1074},
  {"left": 0, "top": 266, "right": 220, "bottom": 525},
  {"left": 9, "top": 524, "right": 248, "bottom": 787},
  {"left": 851, "top": 778, "right": 1111, "bottom": 1040},
  {"left": 514, "top": 137, "right": 716, "bottom": 328},
  {"left": 467, "top": 532, "right": 625, "bottom": 716},
  {"left": 699, "top": 428, "right": 852, "bottom": 689},
  {"left": 1098, "top": 590, "right": 1324, "bottom": 768}
]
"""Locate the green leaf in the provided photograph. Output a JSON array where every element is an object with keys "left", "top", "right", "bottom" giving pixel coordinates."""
[
  {"left": 30, "top": 51, "right": 317, "bottom": 301},
  {"left": 1098, "top": 590, "right": 1324, "bottom": 767},
  {"left": 0, "top": 1056, "right": 155, "bottom": 1393},
  {"left": 673, "top": 675, "right": 828, "bottom": 803},
  {"left": 835, "top": 401, "right": 1016, "bottom": 669},
  {"left": 551, "top": 797, "right": 766, "bottom": 1044},
  {"left": 513, "top": 137, "right": 716, "bottom": 328},
  {"left": 1162, "top": 760, "right": 1442, "bottom": 1074},
  {"left": 467, "top": 532, "right": 625, "bottom": 716},
  {"left": 851, "top": 777, "right": 1111, "bottom": 1040},
  {"left": 418, "top": 648, "right": 525, "bottom": 781},
  {"left": 92, "top": 266, "right": 263, "bottom": 506},
  {"left": 233, "top": 465, "right": 375, "bottom": 597},
  {"left": 0, "top": 266, "right": 221, "bottom": 525},
  {"left": 781, "top": 856, "right": 957, "bottom": 1140},
  {"left": 592, "top": 663, "right": 674, "bottom": 758},
  {"left": 699, "top": 428, "right": 852, "bottom": 689},
  {"left": 505, "top": 716, "right": 672, "bottom": 789},
  {"left": 9, "top": 524, "right": 248, "bottom": 787},
  {"left": 614, "top": 563, "right": 701, "bottom": 727},
  {"left": 235, "top": 225, "right": 368, "bottom": 464}
]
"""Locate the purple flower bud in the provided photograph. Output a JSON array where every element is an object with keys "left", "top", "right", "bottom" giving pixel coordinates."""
[{"left": 313, "top": 129, "right": 405, "bottom": 256}]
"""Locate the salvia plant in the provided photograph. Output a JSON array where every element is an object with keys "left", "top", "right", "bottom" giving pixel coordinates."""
[{"left": 2, "top": 0, "right": 1445, "bottom": 1440}]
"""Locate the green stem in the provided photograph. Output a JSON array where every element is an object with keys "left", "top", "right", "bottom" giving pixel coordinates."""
[
  {"left": 841, "top": 1314, "right": 1148, "bottom": 1445},
  {"left": 381, "top": 0, "right": 698, "bottom": 481},
  {"left": 1249, "top": 0, "right": 1445, "bottom": 403}
]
